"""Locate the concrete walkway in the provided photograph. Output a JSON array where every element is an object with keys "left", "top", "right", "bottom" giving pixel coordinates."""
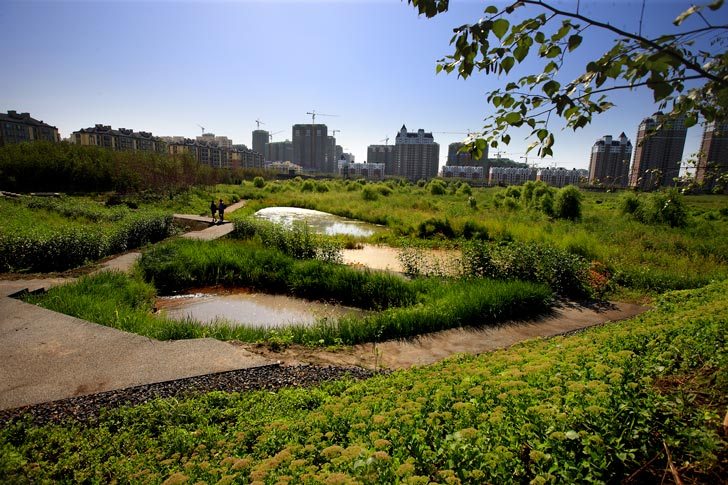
[
  {"left": 0, "top": 296, "right": 273, "bottom": 410},
  {"left": 0, "top": 199, "right": 273, "bottom": 410},
  {"left": 96, "top": 200, "right": 249, "bottom": 272}
]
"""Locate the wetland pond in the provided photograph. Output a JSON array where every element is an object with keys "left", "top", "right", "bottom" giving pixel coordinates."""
[
  {"left": 254, "top": 206, "right": 383, "bottom": 237},
  {"left": 157, "top": 289, "right": 367, "bottom": 328}
]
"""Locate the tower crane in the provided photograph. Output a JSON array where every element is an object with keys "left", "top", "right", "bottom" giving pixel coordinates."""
[
  {"left": 332, "top": 129, "right": 341, "bottom": 138},
  {"left": 268, "top": 131, "right": 283, "bottom": 142},
  {"left": 255, "top": 119, "right": 265, "bottom": 130},
  {"left": 379, "top": 136, "right": 389, "bottom": 146},
  {"left": 196, "top": 124, "right": 205, "bottom": 135}
]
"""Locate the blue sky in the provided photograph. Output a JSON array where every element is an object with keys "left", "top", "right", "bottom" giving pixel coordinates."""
[{"left": 1, "top": 0, "right": 717, "bottom": 169}]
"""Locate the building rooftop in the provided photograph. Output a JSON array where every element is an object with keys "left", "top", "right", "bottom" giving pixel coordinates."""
[{"left": 1, "top": 110, "right": 57, "bottom": 129}]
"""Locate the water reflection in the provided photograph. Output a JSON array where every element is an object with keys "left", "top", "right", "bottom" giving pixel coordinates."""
[
  {"left": 157, "top": 289, "right": 366, "bottom": 328},
  {"left": 254, "top": 206, "right": 382, "bottom": 237}
]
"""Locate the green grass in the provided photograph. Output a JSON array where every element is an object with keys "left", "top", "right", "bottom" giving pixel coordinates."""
[
  {"left": 5, "top": 279, "right": 726, "bottom": 483},
  {"left": 0, "top": 196, "right": 174, "bottom": 272},
  {"left": 25, "top": 239, "right": 552, "bottom": 345},
  {"left": 238, "top": 179, "right": 728, "bottom": 294}
]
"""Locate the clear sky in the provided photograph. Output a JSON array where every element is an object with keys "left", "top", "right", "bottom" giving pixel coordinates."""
[{"left": 1, "top": 0, "right": 718, "bottom": 170}]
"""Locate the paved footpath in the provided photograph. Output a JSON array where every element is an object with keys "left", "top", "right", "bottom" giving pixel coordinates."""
[
  {"left": 0, "top": 199, "right": 272, "bottom": 411},
  {"left": 0, "top": 296, "right": 272, "bottom": 410}
]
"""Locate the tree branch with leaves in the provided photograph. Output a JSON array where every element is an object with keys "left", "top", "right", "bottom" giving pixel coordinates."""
[{"left": 407, "top": 0, "right": 728, "bottom": 158}]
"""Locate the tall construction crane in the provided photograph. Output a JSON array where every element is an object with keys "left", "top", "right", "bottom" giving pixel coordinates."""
[
  {"left": 332, "top": 129, "right": 340, "bottom": 138},
  {"left": 379, "top": 136, "right": 389, "bottom": 146},
  {"left": 305, "top": 110, "right": 338, "bottom": 171},
  {"left": 255, "top": 119, "right": 265, "bottom": 130},
  {"left": 267, "top": 130, "right": 283, "bottom": 142},
  {"left": 197, "top": 124, "right": 205, "bottom": 135}
]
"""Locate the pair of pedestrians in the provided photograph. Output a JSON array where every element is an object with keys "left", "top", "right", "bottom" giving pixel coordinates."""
[{"left": 210, "top": 199, "right": 226, "bottom": 224}]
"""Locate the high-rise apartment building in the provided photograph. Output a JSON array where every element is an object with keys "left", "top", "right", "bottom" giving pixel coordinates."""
[
  {"left": 696, "top": 121, "right": 728, "bottom": 192},
  {"left": 1, "top": 110, "right": 60, "bottom": 146},
  {"left": 252, "top": 130, "right": 268, "bottom": 157},
  {"left": 325, "top": 136, "right": 338, "bottom": 174},
  {"left": 629, "top": 112, "right": 687, "bottom": 190},
  {"left": 267, "top": 140, "right": 294, "bottom": 163},
  {"left": 367, "top": 145, "right": 396, "bottom": 175},
  {"left": 292, "top": 123, "right": 328, "bottom": 172},
  {"left": 588, "top": 133, "right": 632, "bottom": 187},
  {"left": 393, "top": 125, "right": 439, "bottom": 181},
  {"left": 73, "top": 124, "right": 166, "bottom": 153}
]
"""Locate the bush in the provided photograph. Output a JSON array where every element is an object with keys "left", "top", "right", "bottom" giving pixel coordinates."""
[
  {"left": 461, "top": 240, "right": 593, "bottom": 298},
  {"left": 232, "top": 217, "right": 342, "bottom": 263},
  {"left": 554, "top": 185, "right": 582, "bottom": 220},
  {"left": 417, "top": 218, "right": 455, "bottom": 239},
  {"left": 620, "top": 189, "right": 688, "bottom": 228},
  {"left": 252, "top": 176, "right": 266, "bottom": 188},
  {"left": 429, "top": 180, "right": 447, "bottom": 195},
  {"left": 648, "top": 188, "right": 688, "bottom": 228},
  {"left": 361, "top": 186, "right": 379, "bottom": 201},
  {"left": 301, "top": 180, "right": 315, "bottom": 192}
]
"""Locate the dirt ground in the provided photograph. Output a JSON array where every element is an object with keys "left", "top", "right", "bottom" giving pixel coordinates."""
[{"left": 236, "top": 300, "right": 649, "bottom": 370}]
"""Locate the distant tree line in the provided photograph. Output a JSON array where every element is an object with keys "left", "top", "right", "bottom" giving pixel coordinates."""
[{"left": 0, "top": 141, "right": 264, "bottom": 194}]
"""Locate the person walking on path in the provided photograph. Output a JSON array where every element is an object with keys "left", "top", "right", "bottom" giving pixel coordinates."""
[
  {"left": 210, "top": 200, "right": 217, "bottom": 223},
  {"left": 218, "top": 199, "right": 226, "bottom": 224}
]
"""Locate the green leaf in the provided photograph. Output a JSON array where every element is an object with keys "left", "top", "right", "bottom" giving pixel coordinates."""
[
  {"left": 709, "top": 0, "right": 724, "bottom": 10},
  {"left": 484, "top": 5, "right": 498, "bottom": 14},
  {"left": 543, "top": 80, "right": 561, "bottom": 97},
  {"left": 502, "top": 134, "right": 511, "bottom": 145},
  {"left": 537, "top": 129, "right": 548, "bottom": 141},
  {"left": 501, "top": 56, "right": 515, "bottom": 74},
  {"left": 435, "top": 64, "right": 443, "bottom": 74},
  {"left": 565, "top": 430, "right": 579, "bottom": 440},
  {"left": 504, "top": 112, "right": 522, "bottom": 125},
  {"left": 567, "top": 34, "right": 582, "bottom": 52},
  {"left": 684, "top": 114, "right": 697, "bottom": 128},
  {"left": 514, "top": 44, "right": 529, "bottom": 62},
  {"left": 492, "top": 19, "right": 509, "bottom": 39},
  {"left": 534, "top": 31, "right": 545, "bottom": 43}
]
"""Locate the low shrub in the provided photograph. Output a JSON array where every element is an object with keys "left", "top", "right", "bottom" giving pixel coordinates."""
[
  {"left": 554, "top": 185, "right": 583, "bottom": 220},
  {"left": 417, "top": 218, "right": 455, "bottom": 239},
  {"left": 429, "top": 179, "right": 447, "bottom": 195},
  {"left": 461, "top": 240, "right": 593, "bottom": 298},
  {"left": 0, "top": 212, "right": 173, "bottom": 272},
  {"left": 361, "top": 186, "right": 379, "bottom": 201},
  {"left": 232, "top": 217, "right": 342, "bottom": 263},
  {"left": 252, "top": 176, "right": 266, "bottom": 188}
]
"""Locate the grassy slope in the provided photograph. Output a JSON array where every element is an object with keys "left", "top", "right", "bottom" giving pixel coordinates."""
[{"left": 3, "top": 280, "right": 726, "bottom": 483}]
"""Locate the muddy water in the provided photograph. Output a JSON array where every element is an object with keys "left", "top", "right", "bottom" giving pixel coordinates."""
[
  {"left": 254, "top": 207, "right": 383, "bottom": 237},
  {"left": 342, "top": 244, "right": 461, "bottom": 275},
  {"left": 156, "top": 289, "right": 366, "bottom": 328}
]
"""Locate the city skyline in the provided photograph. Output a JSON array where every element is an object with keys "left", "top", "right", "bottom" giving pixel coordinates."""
[{"left": 1, "top": 1, "right": 711, "bottom": 169}]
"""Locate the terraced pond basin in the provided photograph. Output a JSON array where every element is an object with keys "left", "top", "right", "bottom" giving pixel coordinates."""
[
  {"left": 254, "top": 206, "right": 383, "bottom": 237},
  {"left": 156, "top": 289, "right": 367, "bottom": 328}
]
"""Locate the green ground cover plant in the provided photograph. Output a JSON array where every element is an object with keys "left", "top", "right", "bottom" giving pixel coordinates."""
[
  {"left": 0, "top": 196, "right": 173, "bottom": 272},
  {"left": 5, "top": 279, "right": 726, "bottom": 483}
]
